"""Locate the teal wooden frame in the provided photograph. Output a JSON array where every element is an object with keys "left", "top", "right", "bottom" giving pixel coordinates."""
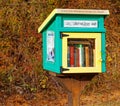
[{"left": 41, "top": 14, "right": 107, "bottom": 74}]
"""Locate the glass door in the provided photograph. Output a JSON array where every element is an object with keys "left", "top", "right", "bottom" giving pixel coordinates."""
[
  {"left": 62, "top": 33, "right": 102, "bottom": 73},
  {"left": 67, "top": 38, "right": 95, "bottom": 67}
]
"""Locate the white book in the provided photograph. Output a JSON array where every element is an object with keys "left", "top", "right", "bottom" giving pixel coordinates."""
[{"left": 77, "top": 44, "right": 84, "bottom": 67}]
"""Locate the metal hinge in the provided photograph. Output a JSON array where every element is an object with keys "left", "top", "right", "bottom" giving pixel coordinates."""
[
  {"left": 60, "top": 33, "right": 69, "bottom": 39},
  {"left": 60, "top": 66, "right": 69, "bottom": 73}
]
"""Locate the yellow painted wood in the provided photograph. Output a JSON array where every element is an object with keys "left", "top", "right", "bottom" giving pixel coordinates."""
[
  {"left": 62, "top": 33, "right": 102, "bottom": 73},
  {"left": 38, "top": 9, "right": 109, "bottom": 33},
  {"left": 62, "top": 37, "right": 68, "bottom": 68},
  {"left": 38, "top": 9, "right": 57, "bottom": 33},
  {"left": 56, "top": 9, "right": 109, "bottom": 15},
  {"left": 62, "top": 67, "right": 101, "bottom": 73}
]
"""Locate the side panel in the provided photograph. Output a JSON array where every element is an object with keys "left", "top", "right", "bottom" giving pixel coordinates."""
[
  {"left": 42, "top": 19, "right": 61, "bottom": 73},
  {"left": 101, "top": 33, "right": 106, "bottom": 72}
]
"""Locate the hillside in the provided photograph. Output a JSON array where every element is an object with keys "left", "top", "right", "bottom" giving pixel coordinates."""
[{"left": 0, "top": 0, "right": 120, "bottom": 106}]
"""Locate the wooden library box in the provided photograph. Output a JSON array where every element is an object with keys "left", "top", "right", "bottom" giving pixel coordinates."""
[{"left": 38, "top": 9, "right": 109, "bottom": 74}]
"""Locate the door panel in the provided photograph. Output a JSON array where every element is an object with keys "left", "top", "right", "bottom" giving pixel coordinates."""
[{"left": 62, "top": 33, "right": 102, "bottom": 73}]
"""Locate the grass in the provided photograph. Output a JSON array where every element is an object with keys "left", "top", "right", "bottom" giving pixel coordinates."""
[{"left": 97, "top": 100, "right": 120, "bottom": 106}]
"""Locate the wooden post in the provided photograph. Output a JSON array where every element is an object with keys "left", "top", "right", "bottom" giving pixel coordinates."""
[{"left": 55, "top": 74, "right": 95, "bottom": 106}]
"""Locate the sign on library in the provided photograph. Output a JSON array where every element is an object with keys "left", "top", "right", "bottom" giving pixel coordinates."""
[
  {"left": 64, "top": 20, "right": 98, "bottom": 28},
  {"left": 46, "top": 31, "right": 55, "bottom": 62}
]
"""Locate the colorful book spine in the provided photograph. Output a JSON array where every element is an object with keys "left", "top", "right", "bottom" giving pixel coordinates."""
[
  {"left": 81, "top": 45, "right": 85, "bottom": 67},
  {"left": 70, "top": 46, "right": 74, "bottom": 67},
  {"left": 85, "top": 46, "right": 90, "bottom": 67},
  {"left": 77, "top": 44, "right": 84, "bottom": 67},
  {"left": 74, "top": 47, "right": 80, "bottom": 67},
  {"left": 89, "top": 46, "right": 93, "bottom": 67},
  {"left": 67, "top": 39, "right": 95, "bottom": 68},
  {"left": 67, "top": 46, "right": 70, "bottom": 67},
  {"left": 76, "top": 48, "right": 80, "bottom": 67},
  {"left": 74, "top": 47, "right": 77, "bottom": 67}
]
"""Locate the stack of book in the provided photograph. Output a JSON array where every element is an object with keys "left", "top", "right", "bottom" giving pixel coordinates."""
[{"left": 67, "top": 44, "right": 95, "bottom": 67}]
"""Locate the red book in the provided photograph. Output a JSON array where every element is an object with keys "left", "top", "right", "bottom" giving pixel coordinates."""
[{"left": 70, "top": 46, "right": 74, "bottom": 67}]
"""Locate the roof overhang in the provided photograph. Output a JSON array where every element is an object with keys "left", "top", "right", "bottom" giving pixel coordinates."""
[{"left": 38, "top": 9, "right": 109, "bottom": 33}]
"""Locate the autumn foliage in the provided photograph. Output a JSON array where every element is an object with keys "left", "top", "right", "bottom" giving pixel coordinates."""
[{"left": 0, "top": 0, "right": 120, "bottom": 103}]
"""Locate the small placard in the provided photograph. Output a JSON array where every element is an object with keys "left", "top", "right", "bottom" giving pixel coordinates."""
[
  {"left": 47, "top": 31, "right": 55, "bottom": 62},
  {"left": 64, "top": 20, "right": 98, "bottom": 28}
]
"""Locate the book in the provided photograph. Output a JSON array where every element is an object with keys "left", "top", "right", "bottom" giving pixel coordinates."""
[
  {"left": 74, "top": 47, "right": 77, "bottom": 67},
  {"left": 67, "top": 46, "right": 70, "bottom": 67},
  {"left": 85, "top": 46, "right": 90, "bottom": 67},
  {"left": 81, "top": 45, "right": 85, "bottom": 67},
  {"left": 74, "top": 47, "right": 80, "bottom": 67},
  {"left": 76, "top": 47, "right": 80, "bottom": 67},
  {"left": 70, "top": 46, "right": 74, "bottom": 67},
  {"left": 89, "top": 46, "right": 93, "bottom": 67},
  {"left": 77, "top": 44, "right": 84, "bottom": 67},
  {"left": 68, "top": 39, "right": 95, "bottom": 68}
]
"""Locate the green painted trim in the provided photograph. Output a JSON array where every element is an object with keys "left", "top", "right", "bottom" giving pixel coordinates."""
[
  {"left": 57, "top": 28, "right": 106, "bottom": 32},
  {"left": 43, "top": 66, "right": 61, "bottom": 74},
  {"left": 38, "top": 9, "right": 109, "bottom": 33},
  {"left": 55, "top": 16, "right": 62, "bottom": 73},
  {"left": 61, "top": 15, "right": 106, "bottom": 32},
  {"left": 54, "top": 32, "right": 62, "bottom": 73},
  {"left": 42, "top": 31, "right": 46, "bottom": 68},
  {"left": 99, "top": 16, "right": 104, "bottom": 28},
  {"left": 101, "top": 33, "right": 106, "bottom": 72},
  {"left": 55, "top": 15, "right": 62, "bottom": 29}
]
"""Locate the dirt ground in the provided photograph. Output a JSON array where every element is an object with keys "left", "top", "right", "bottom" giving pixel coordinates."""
[
  {"left": 0, "top": 75, "right": 120, "bottom": 106},
  {"left": 0, "top": 86, "right": 119, "bottom": 106},
  {"left": 80, "top": 89, "right": 120, "bottom": 106}
]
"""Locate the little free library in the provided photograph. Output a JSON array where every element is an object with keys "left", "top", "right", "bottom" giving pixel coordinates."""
[{"left": 38, "top": 9, "right": 109, "bottom": 74}]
